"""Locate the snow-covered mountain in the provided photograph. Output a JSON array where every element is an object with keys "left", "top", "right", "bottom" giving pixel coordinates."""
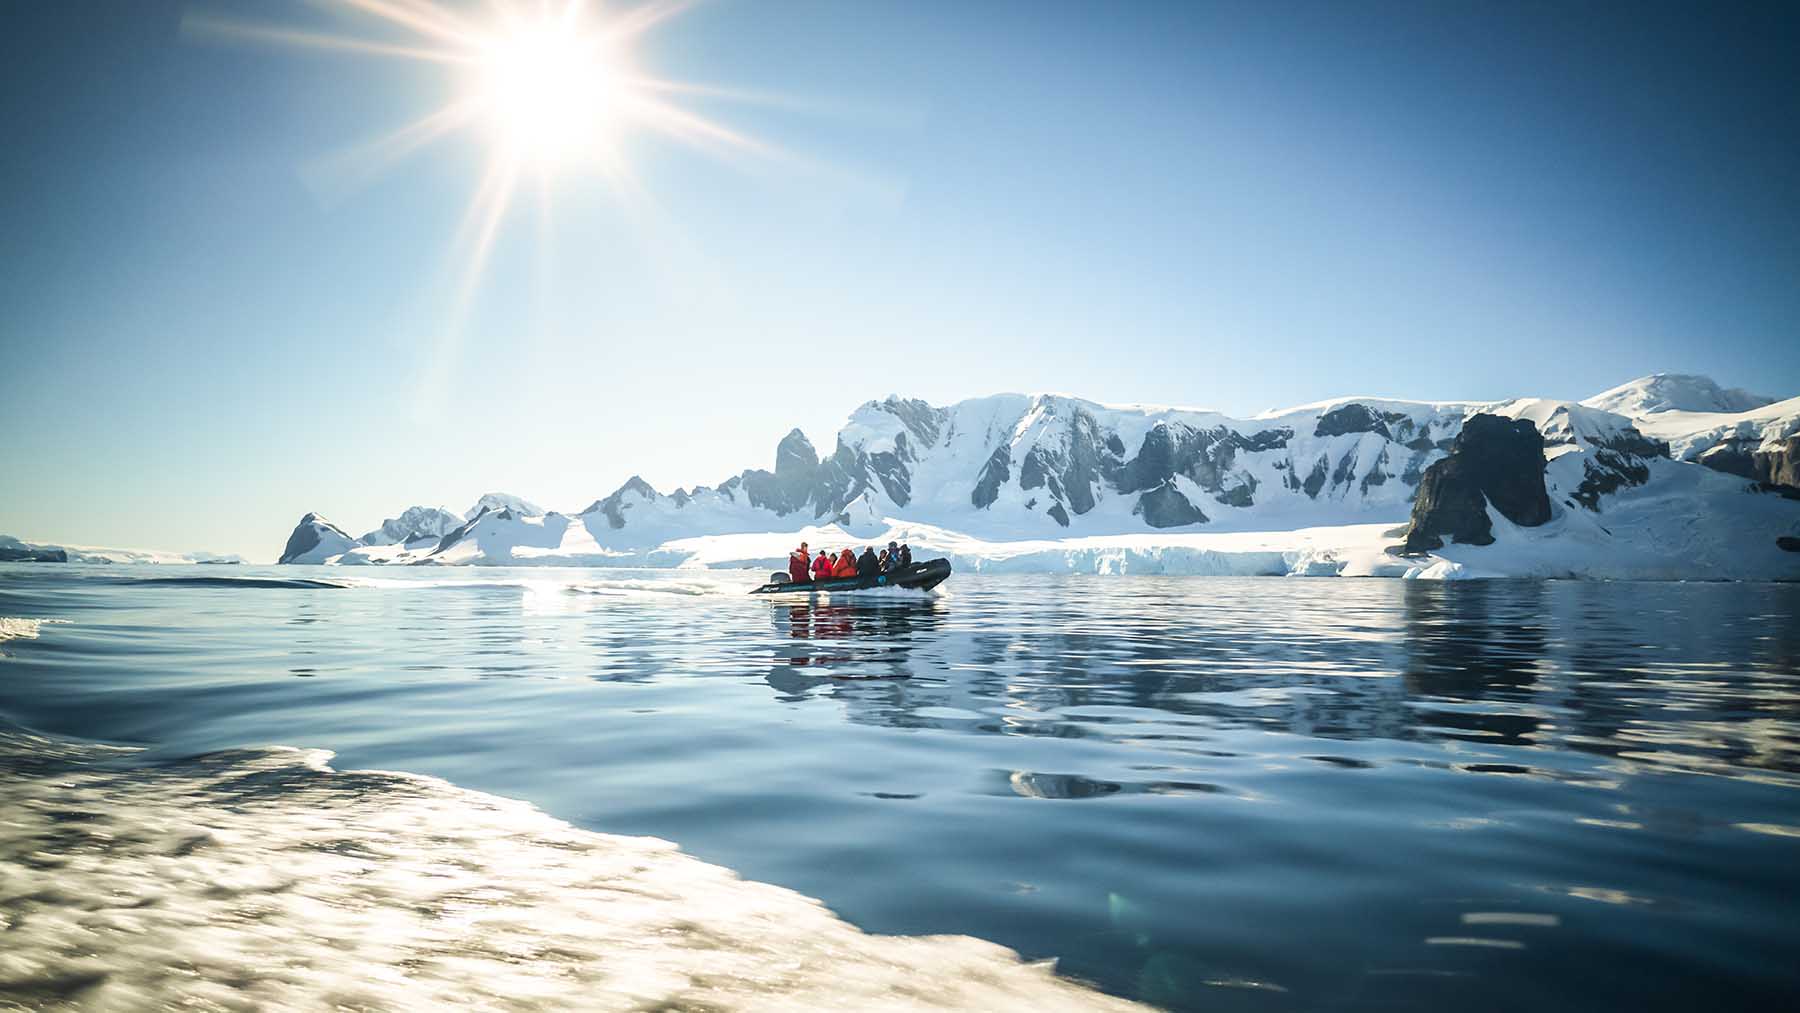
[
  {"left": 465, "top": 493, "right": 544, "bottom": 521},
  {"left": 359, "top": 506, "right": 463, "bottom": 547},
  {"left": 276, "top": 376, "right": 1800, "bottom": 579},
  {"left": 1581, "top": 373, "right": 1775, "bottom": 416}
]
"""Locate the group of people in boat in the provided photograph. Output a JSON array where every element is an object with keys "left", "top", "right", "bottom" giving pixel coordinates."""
[{"left": 786, "top": 540, "right": 913, "bottom": 584}]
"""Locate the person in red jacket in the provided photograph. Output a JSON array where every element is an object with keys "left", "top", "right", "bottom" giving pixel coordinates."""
[
  {"left": 832, "top": 548, "right": 858, "bottom": 578},
  {"left": 788, "top": 542, "right": 811, "bottom": 583},
  {"left": 811, "top": 549, "right": 835, "bottom": 582}
]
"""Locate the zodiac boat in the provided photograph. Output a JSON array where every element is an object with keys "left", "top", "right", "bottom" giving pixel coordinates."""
[{"left": 749, "top": 558, "right": 952, "bottom": 595}]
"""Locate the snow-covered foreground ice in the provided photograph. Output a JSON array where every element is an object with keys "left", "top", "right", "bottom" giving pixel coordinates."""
[{"left": 0, "top": 724, "right": 1145, "bottom": 1012}]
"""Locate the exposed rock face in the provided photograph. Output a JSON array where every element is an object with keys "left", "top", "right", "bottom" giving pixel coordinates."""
[
  {"left": 1567, "top": 425, "right": 1669, "bottom": 511},
  {"left": 1767, "top": 437, "right": 1800, "bottom": 489},
  {"left": 740, "top": 430, "right": 820, "bottom": 515},
  {"left": 972, "top": 446, "right": 1011, "bottom": 509},
  {"left": 1315, "top": 403, "right": 1398, "bottom": 439},
  {"left": 1778, "top": 536, "right": 1800, "bottom": 553},
  {"left": 1702, "top": 435, "right": 1800, "bottom": 491},
  {"left": 1133, "top": 482, "right": 1208, "bottom": 528},
  {"left": 1400, "top": 415, "right": 1551, "bottom": 553},
  {"left": 1117, "top": 423, "right": 1287, "bottom": 506},
  {"left": 278, "top": 513, "right": 358, "bottom": 564},
  {"left": 1013, "top": 401, "right": 1120, "bottom": 520}
]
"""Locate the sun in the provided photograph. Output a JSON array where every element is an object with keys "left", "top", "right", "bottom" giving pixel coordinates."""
[
  {"left": 185, "top": 1, "right": 773, "bottom": 272},
  {"left": 474, "top": 19, "right": 625, "bottom": 169}
]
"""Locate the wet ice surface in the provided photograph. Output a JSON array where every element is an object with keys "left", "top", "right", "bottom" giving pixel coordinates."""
[{"left": 2, "top": 565, "right": 1799, "bottom": 1011}]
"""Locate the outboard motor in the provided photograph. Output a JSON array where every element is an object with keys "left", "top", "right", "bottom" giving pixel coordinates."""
[{"left": 768, "top": 571, "right": 791, "bottom": 584}]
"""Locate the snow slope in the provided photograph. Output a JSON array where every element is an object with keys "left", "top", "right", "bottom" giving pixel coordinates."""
[
  {"left": 1582, "top": 373, "right": 1776, "bottom": 416},
  {"left": 278, "top": 375, "right": 1800, "bottom": 580}
]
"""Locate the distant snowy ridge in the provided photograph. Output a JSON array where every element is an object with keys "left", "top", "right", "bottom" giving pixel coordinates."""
[
  {"left": 0, "top": 534, "right": 244, "bottom": 565},
  {"left": 277, "top": 375, "right": 1800, "bottom": 579},
  {"left": 1581, "top": 372, "right": 1776, "bottom": 416}
]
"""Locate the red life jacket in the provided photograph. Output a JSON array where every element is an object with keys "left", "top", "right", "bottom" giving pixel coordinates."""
[
  {"left": 812, "top": 554, "right": 834, "bottom": 580},
  {"left": 833, "top": 552, "right": 857, "bottom": 577},
  {"left": 788, "top": 551, "right": 809, "bottom": 583}
]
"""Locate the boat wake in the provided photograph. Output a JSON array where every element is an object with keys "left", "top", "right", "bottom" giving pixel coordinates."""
[
  {"left": 112, "top": 575, "right": 352, "bottom": 590},
  {"left": 0, "top": 617, "right": 69, "bottom": 645},
  {"left": 0, "top": 725, "right": 1145, "bottom": 1011}
]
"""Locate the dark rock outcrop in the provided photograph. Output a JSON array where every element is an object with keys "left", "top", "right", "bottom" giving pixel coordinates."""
[
  {"left": 1117, "top": 422, "right": 1287, "bottom": 508},
  {"left": 1765, "top": 437, "right": 1800, "bottom": 488},
  {"left": 1570, "top": 450, "right": 1652, "bottom": 510},
  {"left": 972, "top": 445, "right": 1011, "bottom": 509},
  {"left": 0, "top": 545, "right": 67, "bottom": 562},
  {"left": 1777, "top": 536, "right": 1800, "bottom": 553},
  {"left": 1134, "top": 482, "right": 1208, "bottom": 528},
  {"left": 1400, "top": 415, "right": 1550, "bottom": 553},
  {"left": 1315, "top": 403, "right": 1400, "bottom": 439},
  {"left": 1560, "top": 424, "right": 1668, "bottom": 511},
  {"left": 1702, "top": 435, "right": 1800, "bottom": 492}
]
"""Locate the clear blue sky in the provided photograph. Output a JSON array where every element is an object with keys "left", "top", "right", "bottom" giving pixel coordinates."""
[{"left": 3, "top": 0, "right": 1797, "bottom": 559}]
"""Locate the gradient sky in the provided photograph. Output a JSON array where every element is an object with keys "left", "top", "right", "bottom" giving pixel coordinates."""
[{"left": 3, "top": 0, "right": 1797, "bottom": 559}]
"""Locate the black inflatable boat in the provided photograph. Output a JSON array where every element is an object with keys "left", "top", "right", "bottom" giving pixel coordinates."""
[{"left": 750, "top": 557, "right": 952, "bottom": 595}]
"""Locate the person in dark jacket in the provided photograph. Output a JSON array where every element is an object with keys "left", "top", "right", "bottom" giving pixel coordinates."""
[
  {"left": 885, "top": 542, "right": 901, "bottom": 570},
  {"left": 856, "top": 546, "right": 879, "bottom": 576},
  {"left": 898, "top": 544, "right": 913, "bottom": 568}
]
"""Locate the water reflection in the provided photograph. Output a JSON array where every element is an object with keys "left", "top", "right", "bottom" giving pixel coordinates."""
[{"left": 741, "top": 580, "right": 1800, "bottom": 785}]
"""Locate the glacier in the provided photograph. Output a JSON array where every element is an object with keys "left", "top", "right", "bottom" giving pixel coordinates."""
[{"left": 275, "top": 374, "right": 1800, "bottom": 580}]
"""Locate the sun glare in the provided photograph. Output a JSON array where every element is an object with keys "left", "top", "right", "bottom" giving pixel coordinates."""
[
  {"left": 477, "top": 24, "right": 621, "bottom": 168},
  {"left": 184, "top": 0, "right": 774, "bottom": 287}
]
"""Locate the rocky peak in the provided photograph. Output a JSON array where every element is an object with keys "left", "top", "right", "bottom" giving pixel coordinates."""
[
  {"left": 774, "top": 429, "right": 818, "bottom": 477},
  {"left": 1400, "top": 414, "right": 1550, "bottom": 553}
]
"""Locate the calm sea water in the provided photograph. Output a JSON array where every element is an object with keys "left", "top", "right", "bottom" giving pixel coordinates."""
[{"left": 2, "top": 564, "right": 1798, "bottom": 1011}]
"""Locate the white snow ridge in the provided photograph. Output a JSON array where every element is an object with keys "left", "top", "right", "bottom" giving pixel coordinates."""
[{"left": 276, "top": 376, "right": 1800, "bottom": 580}]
